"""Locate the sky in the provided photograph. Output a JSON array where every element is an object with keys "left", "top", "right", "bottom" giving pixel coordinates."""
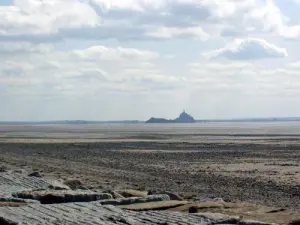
[{"left": 1, "top": 0, "right": 300, "bottom": 121}]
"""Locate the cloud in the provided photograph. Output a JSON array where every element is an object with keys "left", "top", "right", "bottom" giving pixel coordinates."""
[
  {"left": 72, "top": 46, "right": 159, "bottom": 61},
  {"left": 146, "top": 26, "right": 209, "bottom": 40},
  {"left": 0, "top": 42, "right": 181, "bottom": 98},
  {"left": 204, "top": 38, "right": 288, "bottom": 60},
  {"left": 0, "top": 0, "right": 100, "bottom": 41},
  {"left": 1, "top": 0, "right": 299, "bottom": 42},
  {"left": 0, "top": 42, "right": 52, "bottom": 55}
]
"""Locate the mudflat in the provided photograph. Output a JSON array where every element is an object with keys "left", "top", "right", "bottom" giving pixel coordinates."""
[{"left": 1, "top": 122, "right": 300, "bottom": 210}]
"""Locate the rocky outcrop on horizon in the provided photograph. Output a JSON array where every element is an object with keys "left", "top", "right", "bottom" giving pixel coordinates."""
[{"left": 146, "top": 111, "right": 196, "bottom": 123}]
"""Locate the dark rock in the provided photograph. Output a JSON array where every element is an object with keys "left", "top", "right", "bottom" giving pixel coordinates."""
[
  {"left": 189, "top": 206, "right": 198, "bottom": 213},
  {"left": 289, "top": 219, "right": 300, "bottom": 225},
  {"left": 13, "top": 190, "right": 113, "bottom": 204},
  {"left": 28, "top": 171, "right": 43, "bottom": 178},
  {"left": 39, "top": 193, "right": 65, "bottom": 204},
  {"left": 119, "top": 190, "right": 148, "bottom": 198},
  {"left": 0, "top": 217, "right": 18, "bottom": 225},
  {"left": 0, "top": 165, "right": 8, "bottom": 172}
]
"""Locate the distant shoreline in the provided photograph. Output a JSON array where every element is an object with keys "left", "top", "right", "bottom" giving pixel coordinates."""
[{"left": 1, "top": 117, "right": 300, "bottom": 125}]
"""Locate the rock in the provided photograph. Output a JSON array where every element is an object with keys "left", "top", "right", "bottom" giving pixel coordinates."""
[
  {"left": 0, "top": 197, "right": 40, "bottom": 207},
  {"left": 28, "top": 171, "right": 43, "bottom": 178},
  {"left": 212, "top": 198, "right": 225, "bottom": 202},
  {"left": 63, "top": 179, "right": 83, "bottom": 189},
  {"left": 47, "top": 180, "right": 71, "bottom": 190},
  {"left": 0, "top": 216, "right": 18, "bottom": 225},
  {"left": 119, "top": 189, "right": 148, "bottom": 198},
  {"left": 77, "top": 186, "right": 91, "bottom": 191},
  {"left": 102, "top": 190, "right": 124, "bottom": 199},
  {"left": 12, "top": 190, "right": 113, "bottom": 204},
  {"left": 239, "top": 219, "right": 277, "bottom": 225},
  {"left": 289, "top": 220, "right": 300, "bottom": 225},
  {"left": 147, "top": 194, "right": 170, "bottom": 201},
  {"left": 100, "top": 194, "right": 171, "bottom": 206},
  {"left": 194, "top": 212, "right": 240, "bottom": 223},
  {"left": 11, "top": 169, "right": 26, "bottom": 174},
  {"left": 0, "top": 197, "right": 40, "bottom": 204},
  {"left": 120, "top": 200, "right": 189, "bottom": 211},
  {"left": 157, "top": 191, "right": 183, "bottom": 201},
  {"left": 0, "top": 202, "right": 282, "bottom": 225},
  {"left": 188, "top": 206, "right": 198, "bottom": 213},
  {"left": 0, "top": 165, "right": 8, "bottom": 172}
]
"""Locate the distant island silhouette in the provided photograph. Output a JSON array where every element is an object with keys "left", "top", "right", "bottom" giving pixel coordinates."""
[{"left": 146, "top": 111, "right": 196, "bottom": 123}]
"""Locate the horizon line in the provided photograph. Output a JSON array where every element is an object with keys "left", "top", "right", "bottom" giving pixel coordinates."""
[{"left": 1, "top": 116, "right": 300, "bottom": 123}]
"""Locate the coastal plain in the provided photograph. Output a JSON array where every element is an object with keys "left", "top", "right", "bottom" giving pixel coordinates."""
[{"left": 1, "top": 122, "right": 300, "bottom": 211}]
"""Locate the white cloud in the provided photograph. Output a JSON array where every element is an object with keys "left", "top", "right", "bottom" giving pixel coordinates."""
[
  {"left": 204, "top": 38, "right": 288, "bottom": 60},
  {"left": 0, "top": 42, "right": 179, "bottom": 98},
  {"left": 72, "top": 46, "right": 159, "bottom": 61},
  {"left": 0, "top": 42, "right": 52, "bottom": 54},
  {"left": 146, "top": 26, "right": 209, "bottom": 40},
  {"left": 0, "top": 0, "right": 100, "bottom": 41},
  {"left": 1, "top": 0, "right": 299, "bottom": 42}
]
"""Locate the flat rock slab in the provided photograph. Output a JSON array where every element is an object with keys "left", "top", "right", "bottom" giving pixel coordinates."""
[
  {"left": 0, "top": 202, "right": 278, "bottom": 225},
  {"left": 119, "top": 200, "right": 189, "bottom": 211},
  {"left": 13, "top": 190, "right": 112, "bottom": 204},
  {"left": 0, "top": 172, "right": 69, "bottom": 198},
  {"left": 0, "top": 173, "right": 49, "bottom": 197},
  {"left": 99, "top": 194, "right": 171, "bottom": 206},
  {"left": 0, "top": 202, "right": 211, "bottom": 225}
]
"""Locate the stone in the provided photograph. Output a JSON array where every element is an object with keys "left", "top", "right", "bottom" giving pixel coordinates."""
[
  {"left": 289, "top": 219, "right": 300, "bottom": 225},
  {"left": 0, "top": 216, "right": 18, "bottom": 225},
  {"left": 194, "top": 212, "right": 240, "bottom": 223},
  {"left": 12, "top": 190, "right": 113, "bottom": 204},
  {"left": 157, "top": 191, "right": 183, "bottom": 201},
  {"left": 0, "top": 165, "right": 8, "bottom": 172},
  {"left": 47, "top": 180, "right": 71, "bottom": 190},
  {"left": 100, "top": 194, "right": 171, "bottom": 206},
  {"left": 0, "top": 199, "right": 282, "bottom": 225},
  {"left": 0, "top": 197, "right": 40, "bottom": 204},
  {"left": 28, "top": 172, "right": 43, "bottom": 178},
  {"left": 0, "top": 203, "right": 211, "bottom": 225},
  {"left": 11, "top": 169, "right": 26, "bottom": 174},
  {"left": 239, "top": 219, "right": 277, "bottom": 225},
  {"left": 120, "top": 200, "right": 189, "bottom": 211},
  {"left": 76, "top": 186, "right": 91, "bottom": 191},
  {"left": 102, "top": 190, "right": 124, "bottom": 199},
  {"left": 63, "top": 179, "right": 83, "bottom": 189},
  {"left": 118, "top": 189, "right": 148, "bottom": 198}
]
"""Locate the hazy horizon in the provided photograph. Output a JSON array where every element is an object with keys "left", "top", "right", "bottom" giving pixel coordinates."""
[{"left": 2, "top": 0, "right": 300, "bottom": 121}]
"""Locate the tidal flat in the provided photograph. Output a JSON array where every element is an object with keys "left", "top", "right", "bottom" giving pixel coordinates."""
[{"left": 1, "top": 122, "right": 300, "bottom": 210}]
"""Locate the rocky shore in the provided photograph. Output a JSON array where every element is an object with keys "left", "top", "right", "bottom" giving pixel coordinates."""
[
  {"left": 1, "top": 169, "right": 299, "bottom": 224},
  {"left": 1, "top": 141, "right": 300, "bottom": 210},
  {"left": 1, "top": 123, "right": 300, "bottom": 224}
]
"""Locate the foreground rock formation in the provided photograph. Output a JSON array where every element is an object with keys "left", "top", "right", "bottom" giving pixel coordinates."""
[{"left": 0, "top": 170, "right": 299, "bottom": 224}]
